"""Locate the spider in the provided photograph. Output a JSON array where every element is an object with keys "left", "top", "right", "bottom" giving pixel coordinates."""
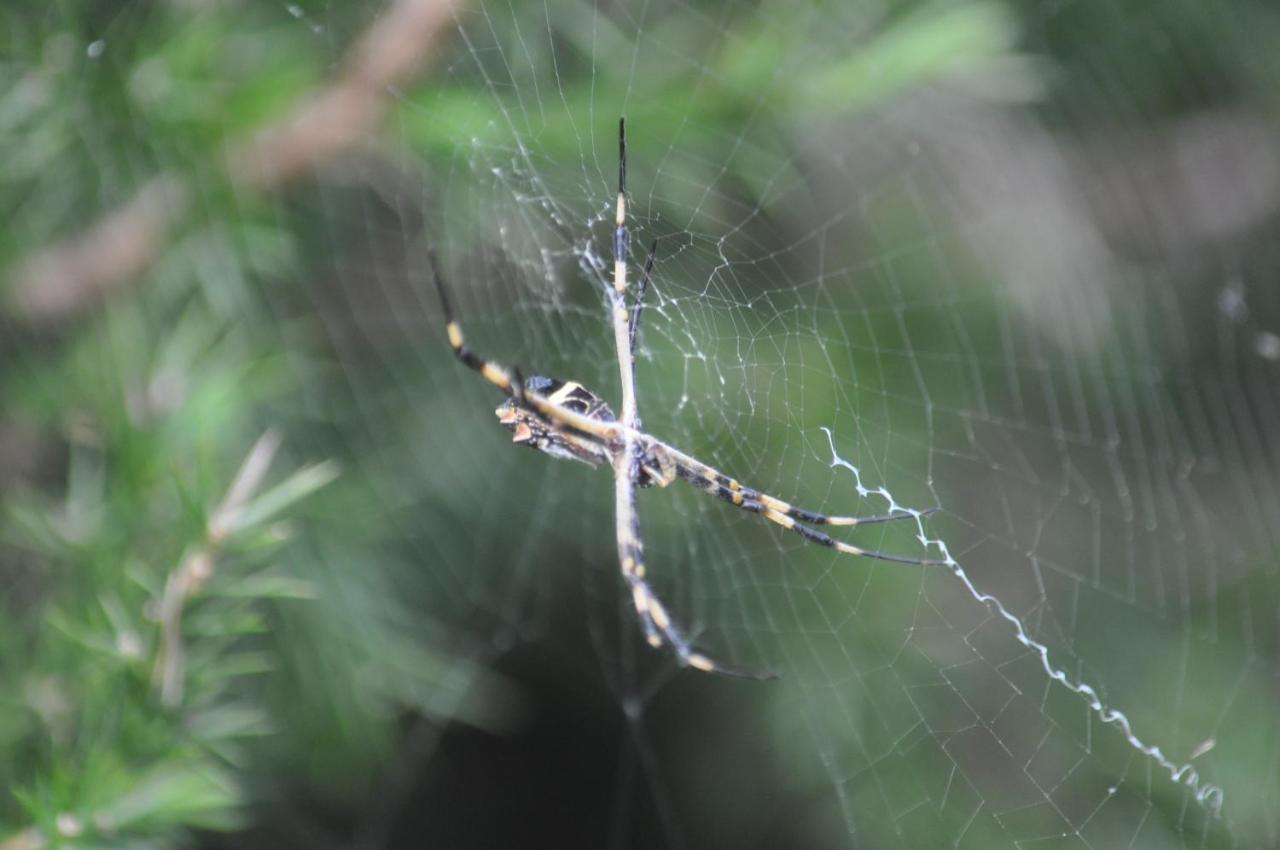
[{"left": 432, "top": 119, "right": 943, "bottom": 679}]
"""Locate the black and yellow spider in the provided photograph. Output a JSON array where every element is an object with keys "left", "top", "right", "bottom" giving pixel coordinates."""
[{"left": 433, "top": 119, "right": 942, "bottom": 679}]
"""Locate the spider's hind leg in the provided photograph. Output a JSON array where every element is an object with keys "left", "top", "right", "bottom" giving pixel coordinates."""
[
  {"left": 629, "top": 575, "right": 777, "bottom": 680},
  {"left": 618, "top": 465, "right": 774, "bottom": 679},
  {"left": 675, "top": 463, "right": 945, "bottom": 566},
  {"left": 675, "top": 459, "right": 937, "bottom": 528}
]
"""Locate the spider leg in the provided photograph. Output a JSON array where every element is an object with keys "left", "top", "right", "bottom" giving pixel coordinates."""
[
  {"left": 610, "top": 121, "right": 763, "bottom": 675},
  {"left": 620, "top": 531, "right": 778, "bottom": 680},
  {"left": 615, "top": 439, "right": 775, "bottom": 679},
  {"left": 430, "top": 248, "right": 624, "bottom": 445},
  {"left": 758, "top": 506, "right": 947, "bottom": 565},
  {"left": 613, "top": 116, "right": 640, "bottom": 429},
  {"left": 672, "top": 454, "right": 938, "bottom": 527},
  {"left": 675, "top": 464, "right": 946, "bottom": 566},
  {"left": 630, "top": 239, "right": 657, "bottom": 356},
  {"left": 428, "top": 248, "right": 517, "bottom": 396}
]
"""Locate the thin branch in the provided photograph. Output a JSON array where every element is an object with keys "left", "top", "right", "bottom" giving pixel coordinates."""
[
  {"left": 0, "top": 828, "right": 40, "bottom": 850},
  {"left": 152, "top": 431, "right": 281, "bottom": 707},
  {"left": 8, "top": 0, "right": 462, "bottom": 326},
  {"left": 227, "top": 0, "right": 460, "bottom": 189},
  {"left": 8, "top": 177, "right": 187, "bottom": 325}
]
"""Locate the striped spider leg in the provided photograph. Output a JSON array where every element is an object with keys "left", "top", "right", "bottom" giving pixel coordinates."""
[
  {"left": 432, "top": 119, "right": 941, "bottom": 680},
  {"left": 606, "top": 120, "right": 770, "bottom": 678}
]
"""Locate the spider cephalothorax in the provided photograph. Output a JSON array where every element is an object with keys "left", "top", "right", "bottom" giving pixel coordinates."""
[{"left": 434, "top": 118, "right": 941, "bottom": 679}]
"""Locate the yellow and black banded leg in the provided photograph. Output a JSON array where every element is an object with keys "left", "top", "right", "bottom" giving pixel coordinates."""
[
  {"left": 615, "top": 118, "right": 659, "bottom": 358},
  {"left": 428, "top": 248, "right": 516, "bottom": 396},
  {"left": 676, "top": 466, "right": 946, "bottom": 566},
  {"left": 615, "top": 117, "right": 629, "bottom": 305},
  {"left": 430, "top": 248, "right": 622, "bottom": 444},
  {"left": 675, "top": 462, "right": 938, "bottom": 528},
  {"left": 626, "top": 567, "right": 779, "bottom": 681},
  {"left": 617, "top": 472, "right": 775, "bottom": 680}
]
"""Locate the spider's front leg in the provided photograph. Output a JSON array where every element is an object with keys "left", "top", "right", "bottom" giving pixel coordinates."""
[{"left": 609, "top": 119, "right": 772, "bottom": 680}]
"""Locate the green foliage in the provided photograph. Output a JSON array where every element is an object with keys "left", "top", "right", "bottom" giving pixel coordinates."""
[{"left": 0, "top": 309, "right": 336, "bottom": 845}]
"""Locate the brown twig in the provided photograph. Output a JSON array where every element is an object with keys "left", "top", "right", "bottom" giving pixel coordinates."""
[
  {"left": 0, "top": 827, "right": 41, "bottom": 850},
  {"left": 8, "top": 177, "right": 187, "bottom": 324},
  {"left": 8, "top": 0, "right": 461, "bottom": 326},
  {"left": 153, "top": 430, "right": 281, "bottom": 707}
]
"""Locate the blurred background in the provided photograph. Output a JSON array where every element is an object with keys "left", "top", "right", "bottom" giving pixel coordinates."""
[{"left": 3, "top": 1, "right": 1279, "bottom": 848}]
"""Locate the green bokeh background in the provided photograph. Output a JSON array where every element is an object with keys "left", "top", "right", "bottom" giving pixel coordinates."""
[{"left": 3, "top": 1, "right": 1279, "bottom": 848}]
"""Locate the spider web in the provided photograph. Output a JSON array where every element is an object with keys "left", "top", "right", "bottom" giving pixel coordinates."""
[
  {"left": 26, "top": 0, "right": 1274, "bottom": 847},
  {"left": 297, "top": 1, "right": 1280, "bottom": 846}
]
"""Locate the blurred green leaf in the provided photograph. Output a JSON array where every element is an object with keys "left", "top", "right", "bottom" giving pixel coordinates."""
[{"left": 219, "top": 460, "right": 340, "bottom": 540}]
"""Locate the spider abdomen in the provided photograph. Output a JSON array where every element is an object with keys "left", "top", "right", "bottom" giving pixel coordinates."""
[
  {"left": 495, "top": 375, "right": 615, "bottom": 467},
  {"left": 541, "top": 377, "right": 616, "bottom": 421}
]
